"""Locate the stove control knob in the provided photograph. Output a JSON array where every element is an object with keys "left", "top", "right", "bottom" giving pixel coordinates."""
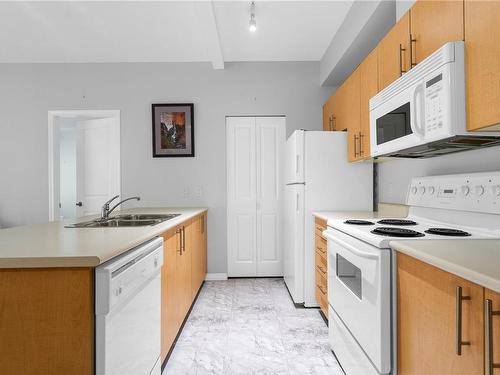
[
  {"left": 461, "top": 185, "right": 470, "bottom": 196},
  {"left": 419, "top": 186, "right": 426, "bottom": 195},
  {"left": 475, "top": 185, "right": 485, "bottom": 196},
  {"left": 492, "top": 185, "right": 500, "bottom": 197},
  {"left": 411, "top": 186, "right": 418, "bottom": 195},
  {"left": 428, "top": 186, "right": 435, "bottom": 195}
]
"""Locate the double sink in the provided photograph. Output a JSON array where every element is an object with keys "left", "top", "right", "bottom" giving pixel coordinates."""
[{"left": 66, "top": 213, "right": 181, "bottom": 228}]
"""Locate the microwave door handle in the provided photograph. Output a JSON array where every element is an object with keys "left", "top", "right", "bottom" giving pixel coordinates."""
[{"left": 412, "top": 84, "right": 426, "bottom": 137}]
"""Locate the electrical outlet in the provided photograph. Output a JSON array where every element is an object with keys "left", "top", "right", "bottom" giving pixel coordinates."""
[
  {"left": 194, "top": 186, "right": 202, "bottom": 198},
  {"left": 183, "top": 187, "right": 190, "bottom": 199}
]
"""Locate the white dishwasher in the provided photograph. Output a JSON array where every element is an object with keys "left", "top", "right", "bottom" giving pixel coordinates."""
[{"left": 95, "top": 237, "right": 164, "bottom": 375}]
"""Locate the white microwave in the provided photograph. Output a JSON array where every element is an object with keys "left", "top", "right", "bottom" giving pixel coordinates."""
[{"left": 369, "top": 41, "right": 500, "bottom": 158}]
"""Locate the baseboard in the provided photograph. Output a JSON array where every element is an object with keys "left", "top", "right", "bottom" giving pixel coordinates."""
[{"left": 205, "top": 273, "right": 228, "bottom": 281}]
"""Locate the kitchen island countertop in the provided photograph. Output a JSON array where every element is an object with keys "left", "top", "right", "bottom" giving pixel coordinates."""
[{"left": 0, "top": 207, "right": 207, "bottom": 268}]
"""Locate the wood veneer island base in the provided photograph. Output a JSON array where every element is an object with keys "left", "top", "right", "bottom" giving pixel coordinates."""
[
  {"left": 0, "top": 267, "right": 95, "bottom": 375},
  {"left": 0, "top": 210, "right": 207, "bottom": 375}
]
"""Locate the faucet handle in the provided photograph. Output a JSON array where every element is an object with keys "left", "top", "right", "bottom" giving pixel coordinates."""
[{"left": 103, "top": 195, "right": 119, "bottom": 207}]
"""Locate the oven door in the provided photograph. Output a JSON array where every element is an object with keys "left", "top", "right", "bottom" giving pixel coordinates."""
[{"left": 325, "top": 228, "right": 391, "bottom": 374}]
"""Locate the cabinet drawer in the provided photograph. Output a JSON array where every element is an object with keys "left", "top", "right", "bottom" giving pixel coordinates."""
[
  {"left": 315, "top": 235, "right": 327, "bottom": 259},
  {"left": 315, "top": 284, "right": 329, "bottom": 318},
  {"left": 315, "top": 251, "right": 327, "bottom": 274},
  {"left": 316, "top": 268, "right": 327, "bottom": 289}
]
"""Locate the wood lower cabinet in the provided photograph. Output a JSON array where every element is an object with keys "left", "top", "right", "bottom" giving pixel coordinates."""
[
  {"left": 314, "top": 217, "right": 328, "bottom": 319},
  {"left": 0, "top": 268, "right": 94, "bottom": 375},
  {"left": 378, "top": 12, "right": 410, "bottom": 91},
  {"left": 410, "top": 0, "right": 464, "bottom": 66},
  {"left": 465, "top": 0, "right": 500, "bottom": 131},
  {"left": 160, "top": 212, "right": 207, "bottom": 363},
  {"left": 397, "top": 254, "right": 484, "bottom": 375},
  {"left": 485, "top": 288, "right": 500, "bottom": 375}
]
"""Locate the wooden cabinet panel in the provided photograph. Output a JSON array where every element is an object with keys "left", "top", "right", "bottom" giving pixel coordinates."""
[
  {"left": 323, "top": 96, "right": 335, "bottom": 131},
  {"left": 358, "top": 48, "right": 378, "bottom": 159},
  {"left": 0, "top": 268, "right": 94, "bottom": 375},
  {"left": 179, "top": 220, "right": 193, "bottom": 319},
  {"left": 410, "top": 0, "right": 464, "bottom": 66},
  {"left": 191, "top": 214, "right": 207, "bottom": 299},
  {"left": 344, "top": 69, "right": 361, "bottom": 162},
  {"left": 160, "top": 227, "right": 181, "bottom": 361},
  {"left": 465, "top": 0, "right": 500, "bottom": 131},
  {"left": 314, "top": 217, "right": 328, "bottom": 319},
  {"left": 378, "top": 12, "right": 410, "bottom": 91},
  {"left": 397, "top": 254, "right": 483, "bottom": 375},
  {"left": 485, "top": 288, "right": 500, "bottom": 374}
]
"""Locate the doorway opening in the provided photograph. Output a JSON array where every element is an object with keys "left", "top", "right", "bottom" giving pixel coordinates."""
[{"left": 48, "top": 110, "right": 121, "bottom": 221}]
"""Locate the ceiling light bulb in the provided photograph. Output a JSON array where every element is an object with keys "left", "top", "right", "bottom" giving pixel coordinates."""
[
  {"left": 249, "top": 1, "right": 256, "bottom": 32},
  {"left": 249, "top": 18, "right": 257, "bottom": 32}
]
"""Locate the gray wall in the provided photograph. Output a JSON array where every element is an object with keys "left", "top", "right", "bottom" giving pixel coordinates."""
[
  {"left": 378, "top": 146, "right": 500, "bottom": 204},
  {"left": 0, "top": 61, "right": 325, "bottom": 274}
]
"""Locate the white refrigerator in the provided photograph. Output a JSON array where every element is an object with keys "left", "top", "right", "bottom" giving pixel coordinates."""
[{"left": 283, "top": 130, "right": 373, "bottom": 306}]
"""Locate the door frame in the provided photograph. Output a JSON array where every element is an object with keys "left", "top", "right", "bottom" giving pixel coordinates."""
[
  {"left": 48, "top": 110, "right": 121, "bottom": 221},
  {"left": 225, "top": 115, "right": 285, "bottom": 277}
]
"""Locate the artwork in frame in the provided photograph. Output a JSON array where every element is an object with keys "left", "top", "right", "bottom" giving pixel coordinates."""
[{"left": 152, "top": 103, "right": 194, "bottom": 157}]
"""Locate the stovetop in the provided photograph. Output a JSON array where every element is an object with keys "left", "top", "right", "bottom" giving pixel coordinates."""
[
  {"left": 329, "top": 215, "right": 500, "bottom": 248},
  {"left": 328, "top": 172, "right": 500, "bottom": 248}
]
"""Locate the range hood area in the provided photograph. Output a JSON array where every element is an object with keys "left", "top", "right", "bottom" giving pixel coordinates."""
[{"left": 379, "top": 134, "right": 500, "bottom": 159}]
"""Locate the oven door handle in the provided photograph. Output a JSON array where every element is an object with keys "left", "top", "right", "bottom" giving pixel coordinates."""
[
  {"left": 412, "top": 83, "right": 426, "bottom": 138},
  {"left": 324, "top": 231, "right": 380, "bottom": 260}
]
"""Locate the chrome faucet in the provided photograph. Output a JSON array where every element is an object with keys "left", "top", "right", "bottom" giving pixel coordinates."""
[{"left": 100, "top": 195, "right": 141, "bottom": 221}]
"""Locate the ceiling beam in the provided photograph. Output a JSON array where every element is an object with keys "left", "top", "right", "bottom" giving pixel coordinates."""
[{"left": 195, "top": 1, "right": 224, "bottom": 69}]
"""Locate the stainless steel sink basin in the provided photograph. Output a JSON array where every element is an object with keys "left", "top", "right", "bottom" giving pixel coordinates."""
[{"left": 66, "top": 213, "right": 181, "bottom": 228}]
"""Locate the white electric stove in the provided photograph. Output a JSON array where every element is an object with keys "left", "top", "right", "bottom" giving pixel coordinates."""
[{"left": 324, "top": 171, "right": 500, "bottom": 375}]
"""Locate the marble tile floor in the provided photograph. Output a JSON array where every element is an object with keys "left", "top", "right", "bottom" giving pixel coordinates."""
[{"left": 163, "top": 278, "right": 344, "bottom": 375}]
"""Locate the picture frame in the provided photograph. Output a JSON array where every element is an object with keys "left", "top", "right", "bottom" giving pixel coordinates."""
[{"left": 151, "top": 103, "right": 194, "bottom": 157}]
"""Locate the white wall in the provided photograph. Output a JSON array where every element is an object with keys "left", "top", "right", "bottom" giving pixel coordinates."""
[
  {"left": 378, "top": 146, "right": 500, "bottom": 204},
  {"left": 396, "top": 0, "right": 415, "bottom": 21},
  {"left": 0, "top": 61, "right": 326, "bottom": 274}
]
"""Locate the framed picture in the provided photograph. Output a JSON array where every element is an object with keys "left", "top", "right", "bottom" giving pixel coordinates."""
[{"left": 152, "top": 103, "right": 194, "bottom": 157}]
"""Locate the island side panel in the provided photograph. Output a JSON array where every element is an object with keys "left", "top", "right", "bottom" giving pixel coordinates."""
[{"left": 0, "top": 267, "right": 94, "bottom": 375}]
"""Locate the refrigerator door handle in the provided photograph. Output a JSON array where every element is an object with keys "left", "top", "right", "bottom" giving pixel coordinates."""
[
  {"left": 296, "top": 155, "right": 300, "bottom": 175},
  {"left": 296, "top": 193, "right": 299, "bottom": 212}
]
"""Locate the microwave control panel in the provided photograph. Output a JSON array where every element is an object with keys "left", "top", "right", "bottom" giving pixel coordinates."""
[{"left": 424, "top": 73, "right": 445, "bottom": 134}]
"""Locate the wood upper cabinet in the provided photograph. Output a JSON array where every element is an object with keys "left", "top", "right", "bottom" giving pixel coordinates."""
[
  {"left": 358, "top": 48, "right": 378, "bottom": 159},
  {"left": 323, "top": 95, "right": 335, "bottom": 131},
  {"left": 339, "top": 70, "right": 361, "bottom": 162},
  {"left": 485, "top": 288, "right": 500, "bottom": 375},
  {"left": 410, "top": 0, "right": 464, "bottom": 66},
  {"left": 397, "top": 254, "right": 484, "bottom": 375},
  {"left": 378, "top": 12, "right": 410, "bottom": 91},
  {"left": 465, "top": 0, "right": 500, "bottom": 131}
]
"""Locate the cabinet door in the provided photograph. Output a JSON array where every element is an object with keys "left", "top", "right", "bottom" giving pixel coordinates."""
[
  {"left": 179, "top": 221, "right": 193, "bottom": 317},
  {"left": 485, "top": 288, "right": 500, "bottom": 374},
  {"left": 358, "top": 48, "right": 378, "bottom": 159},
  {"left": 161, "top": 227, "right": 181, "bottom": 361},
  {"left": 410, "top": 0, "right": 464, "bottom": 65},
  {"left": 378, "top": 12, "right": 410, "bottom": 91},
  {"left": 323, "top": 96, "right": 335, "bottom": 131},
  {"left": 465, "top": 0, "right": 500, "bottom": 131},
  {"left": 344, "top": 69, "right": 361, "bottom": 162},
  {"left": 191, "top": 214, "right": 206, "bottom": 299},
  {"left": 397, "top": 254, "right": 483, "bottom": 375}
]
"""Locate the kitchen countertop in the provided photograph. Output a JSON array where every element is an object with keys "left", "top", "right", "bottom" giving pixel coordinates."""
[
  {"left": 313, "top": 210, "right": 403, "bottom": 222},
  {"left": 0, "top": 207, "right": 207, "bottom": 269},
  {"left": 392, "top": 240, "right": 500, "bottom": 293}
]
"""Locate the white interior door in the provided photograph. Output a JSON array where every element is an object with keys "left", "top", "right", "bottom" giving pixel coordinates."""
[
  {"left": 256, "top": 117, "right": 285, "bottom": 276},
  {"left": 76, "top": 118, "right": 120, "bottom": 217},
  {"left": 227, "top": 116, "right": 285, "bottom": 277}
]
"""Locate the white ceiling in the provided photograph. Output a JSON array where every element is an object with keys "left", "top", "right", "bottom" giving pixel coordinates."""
[{"left": 0, "top": 1, "right": 354, "bottom": 67}]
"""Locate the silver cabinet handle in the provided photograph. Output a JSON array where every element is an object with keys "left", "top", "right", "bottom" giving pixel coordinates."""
[
  {"left": 399, "top": 43, "right": 407, "bottom": 76},
  {"left": 456, "top": 286, "right": 471, "bottom": 355},
  {"left": 409, "top": 33, "right": 417, "bottom": 68},
  {"left": 485, "top": 299, "right": 500, "bottom": 375},
  {"left": 181, "top": 226, "right": 185, "bottom": 254},
  {"left": 176, "top": 228, "right": 182, "bottom": 255}
]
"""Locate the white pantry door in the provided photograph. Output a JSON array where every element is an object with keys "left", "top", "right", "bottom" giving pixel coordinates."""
[
  {"left": 75, "top": 118, "right": 120, "bottom": 217},
  {"left": 227, "top": 116, "right": 285, "bottom": 277}
]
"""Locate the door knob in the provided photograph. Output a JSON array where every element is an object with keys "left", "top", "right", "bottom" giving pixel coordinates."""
[{"left": 76, "top": 202, "right": 83, "bottom": 207}]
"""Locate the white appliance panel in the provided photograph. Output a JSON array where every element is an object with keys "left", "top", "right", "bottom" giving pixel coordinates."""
[
  {"left": 283, "top": 183, "right": 305, "bottom": 303},
  {"left": 285, "top": 129, "right": 305, "bottom": 184},
  {"left": 325, "top": 229, "right": 391, "bottom": 374}
]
